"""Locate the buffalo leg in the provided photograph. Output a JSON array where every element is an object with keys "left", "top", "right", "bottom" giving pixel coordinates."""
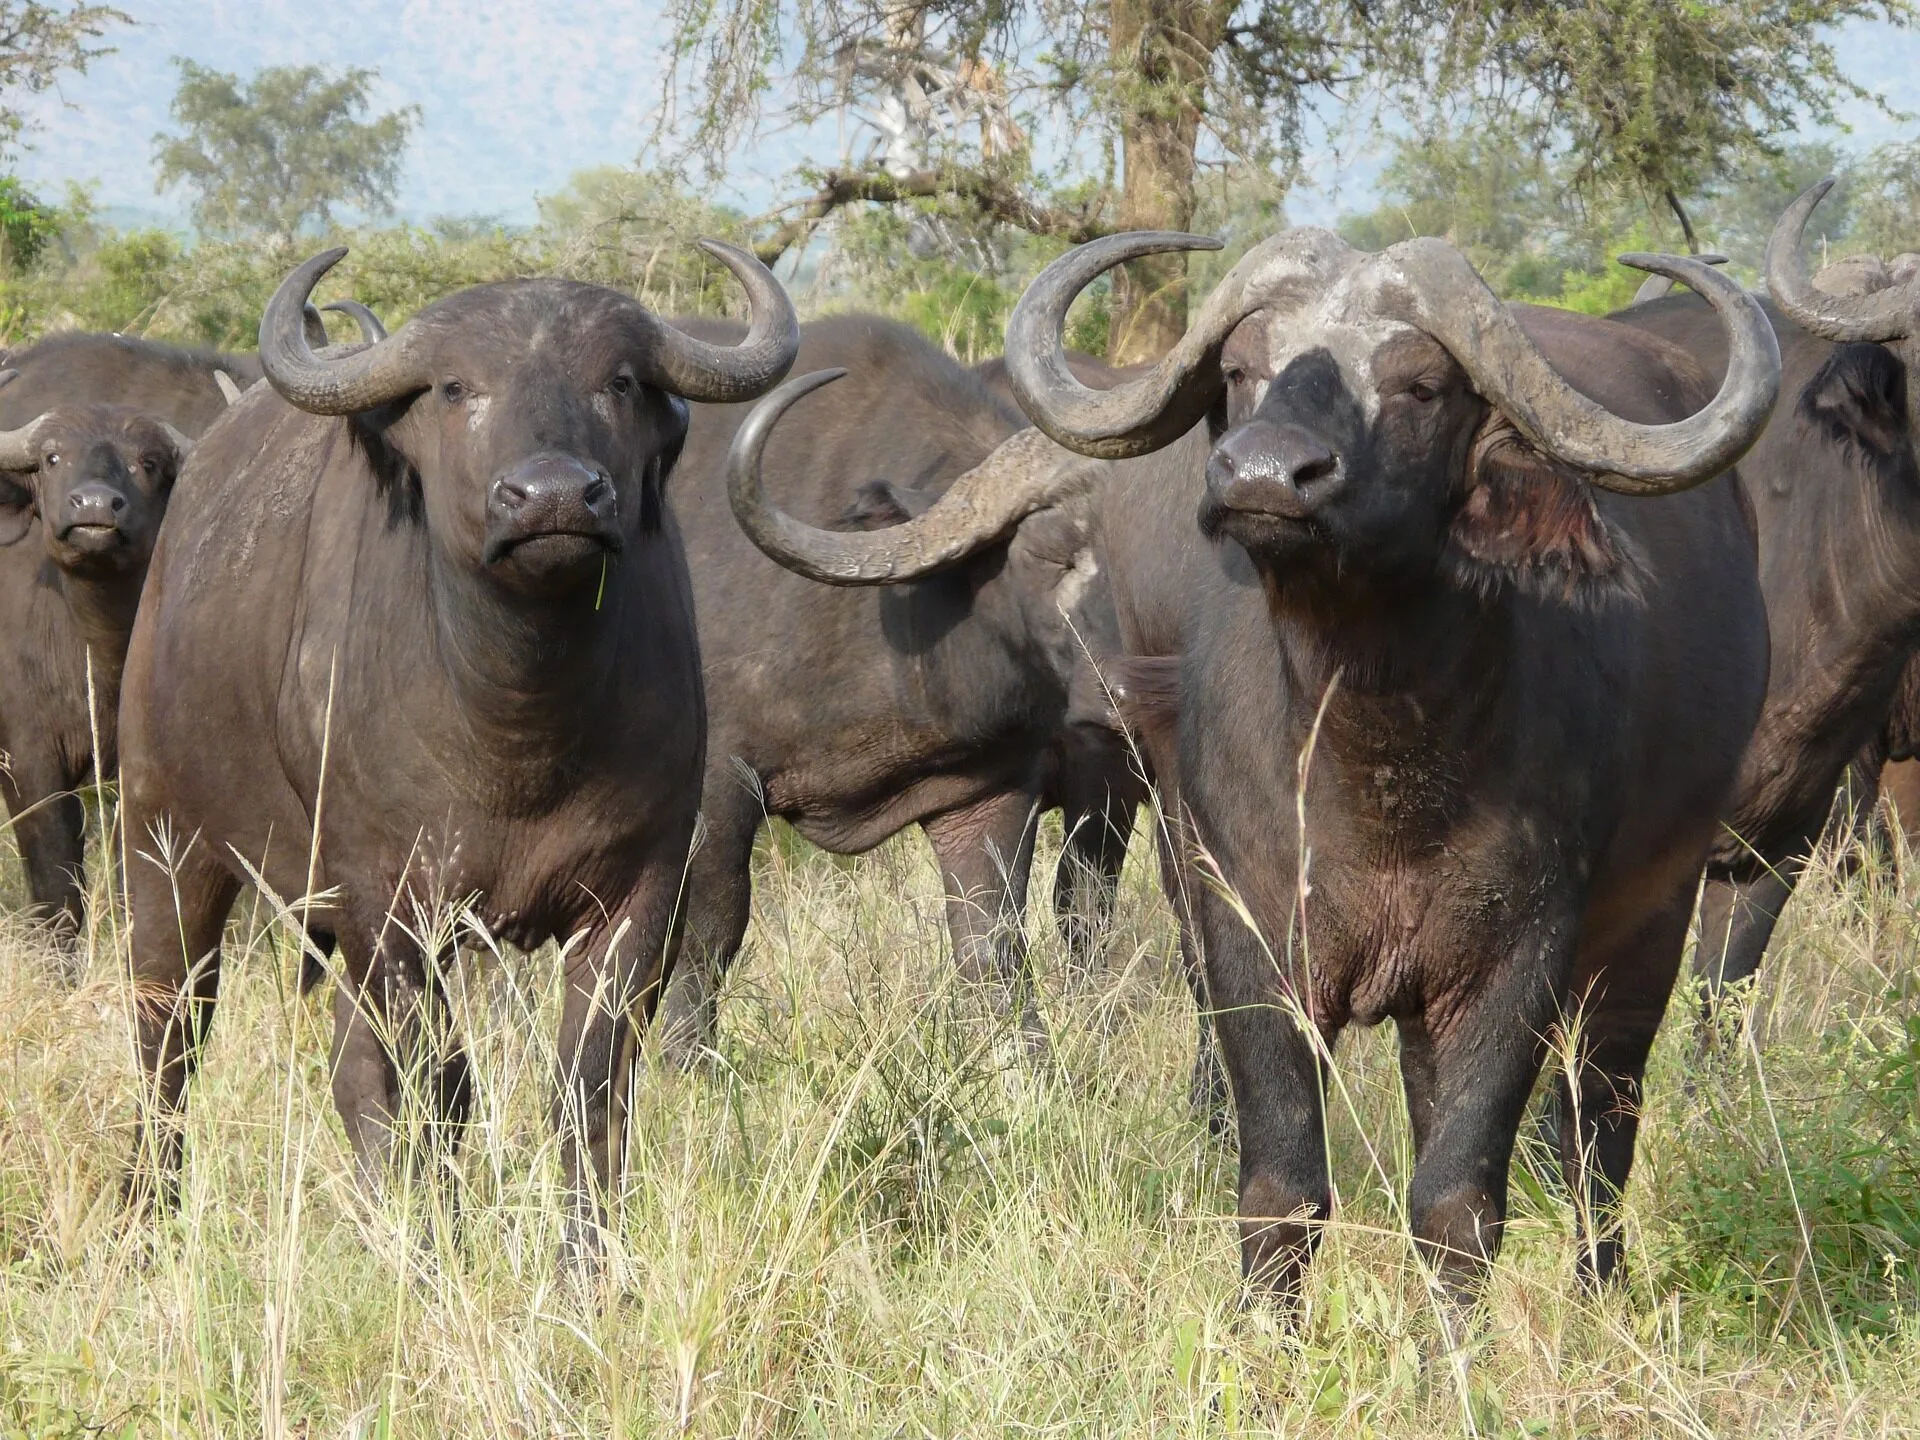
[
  {"left": 921, "top": 791, "right": 1044, "bottom": 1047},
  {"left": 553, "top": 856, "right": 687, "bottom": 1268},
  {"left": 1194, "top": 883, "right": 1332, "bottom": 1309},
  {"left": 1557, "top": 900, "right": 1691, "bottom": 1288},
  {"left": 1693, "top": 861, "right": 1800, "bottom": 1020},
  {"left": 328, "top": 919, "right": 471, "bottom": 1205},
  {"left": 1151, "top": 799, "right": 1227, "bottom": 1131},
  {"left": 2, "top": 744, "right": 87, "bottom": 978},
  {"left": 123, "top": 829, "right": 240, "bottom": 1211},
  {"left": 1403, "top": 950, "right": 1565, "bottom": 1308},
  {"left": 1051, "top": 782, "right": 1137, "bottom": 975},
  {"left": 656, "top": 789, "right": 763, "bottom": 1068}
]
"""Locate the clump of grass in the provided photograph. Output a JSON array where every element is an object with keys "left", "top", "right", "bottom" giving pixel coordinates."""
[{"left": 1, "top": 806, "right": 1917, "bottom": 1436}]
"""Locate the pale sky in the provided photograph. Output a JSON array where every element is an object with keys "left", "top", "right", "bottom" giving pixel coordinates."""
[{"left": 9, "top": 3, "right": 1919, "bottom": 231}]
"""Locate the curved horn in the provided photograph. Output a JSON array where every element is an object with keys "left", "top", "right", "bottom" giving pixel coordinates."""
[
  {"left": 213, "top": 370, "right": 242, "bottom": 405},
  {"left": 0, "top": 368, "right": 17, "bottom": 391},
  {"left": 0, "top": 413, "right": 51, "bottom": 472},
  {"left": 1003, "top": 231, "right": 1228, "bottom": 459},
  {"left": 1377, "top": 241, "right": 1779, "bottom": 494},
  {"left": 323, "top": 298, "right": 388, "bottom": 343},
  {"left": 1766, "top": 179, "right": 1919, "bottom": 343},
  {"left": 159, "top": 421, "right": 196, "bottom": 464},
  {"left": 262, "top": 249, "right": 428, "bottom": 415},
  {"left": 1632, "top": 254, "right": 1728, "bottom": 305},
  {"left": 729, "top": 369, "right": 1096, "bottom": 585},
  {"left": 634, "top": 239, "right": 799, "bottom": 403}
]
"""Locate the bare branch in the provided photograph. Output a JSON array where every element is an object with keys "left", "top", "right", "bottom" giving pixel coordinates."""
[{"left": 753, "top": 165, "right": 1114, "bottom": 264}]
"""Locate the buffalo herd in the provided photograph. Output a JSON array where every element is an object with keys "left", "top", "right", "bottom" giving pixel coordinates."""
[{"left": 2, "top": 180, "right": 1915, "bottom": 1312}]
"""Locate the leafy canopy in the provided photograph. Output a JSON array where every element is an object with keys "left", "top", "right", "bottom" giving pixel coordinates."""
[
  {"left": 152, "top": 61, "right": 420, "bottom": 241},
  {"left": 0, "top": 0, "right": 127, "bottom": 162}
]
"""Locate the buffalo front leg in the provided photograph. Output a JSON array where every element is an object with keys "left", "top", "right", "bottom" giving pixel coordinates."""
[
  {"left": 921, "top": 791, "right": 1045, "bottom": 1052},
  {"left": 1557, "top": 901, "right": 1691, "bottom": 1289},
  {"left": 327, "top": 924, "right": 473, "bottom": 1208},
  {"left": 2, "top": 744, "right": 88, "bottom": 981},
  {"left": 1193, "top": 884, "right": 1332, "bottom": 1311},
  {"left": 656, "top": 787, "right": 763, "bottom": 1069},
  {"left": 123, "top": 828, "right": 240, "bottom": 1213},
  {"left": 554, "top": 861, "right": 686, "bottom": 1270},
  {"left": 1402, "top": 948, "right": 1566, "bottom": 1310}
]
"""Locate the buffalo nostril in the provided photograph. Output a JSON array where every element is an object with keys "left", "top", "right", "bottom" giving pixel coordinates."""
[
  {"left": 492, "top": 478, "right": 529, "bottom": 511},
  {"left": 582, "top": 477, "right": 612, "bottom": 508},
  {"left": 1291, "top": 453, "right": 1339, "bottom": 488}
]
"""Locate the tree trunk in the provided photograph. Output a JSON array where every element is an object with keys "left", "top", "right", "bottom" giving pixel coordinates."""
[{"left": 1106, "top": 0, "right": 1228, "bottom": 364}]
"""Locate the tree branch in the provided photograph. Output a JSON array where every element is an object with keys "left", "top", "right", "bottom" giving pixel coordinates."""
[{"left": 753, "top": 165, "right": 1113, "bottom": 264}]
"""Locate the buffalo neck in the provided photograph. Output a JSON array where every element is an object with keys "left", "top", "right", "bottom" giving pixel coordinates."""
[
  {"left": 1257, "top": 558, "right": 1509, "bottom": 763},
  {"left": 422, "top": 543, "right": 634, "bottom": 770},
  {"left": 53, "top": 553, "right": 146, "bottom": 712}
]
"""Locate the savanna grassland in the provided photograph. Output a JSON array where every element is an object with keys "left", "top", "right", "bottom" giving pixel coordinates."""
[{"left": 1, "top": 788, "right": 1916, "bottom": 1438}]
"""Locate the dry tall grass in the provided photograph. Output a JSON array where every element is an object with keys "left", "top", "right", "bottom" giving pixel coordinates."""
[{"left": 1, "top": 798, "right": 1915, "bottom": 1437}]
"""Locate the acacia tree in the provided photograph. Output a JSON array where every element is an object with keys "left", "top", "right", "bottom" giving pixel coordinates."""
[
  {"left": 153, "top": 61, "right": 420, "bottom": 242},
  {"left": 668, "top": 0, "right": 1911, "bottom": 360},
  {"left": 0, "top": 0, "right": 128, "bottom": 161}
]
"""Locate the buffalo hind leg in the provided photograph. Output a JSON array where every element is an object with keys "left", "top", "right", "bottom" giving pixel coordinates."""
[
  {"left": 921, "top": 791, "right": 1044, "bottom": 1052},
  {"left": 3, "top": 745, "right": 87, "bottom": 982},
  {"left": 1693, "top": 860, "right": 1800, "bottom": 1039},
  {"left": 1051, "top": 781, "right": 1138, "bottom": 977},
  {"left": 554, "top": 856, "right": 687, "bottom": 1272},
  {"left": 123, "top": 828, "right": 240, "bottom": 1213},
  {"left": 656, "top": 788, "right": 763, "bottom": 1069}
]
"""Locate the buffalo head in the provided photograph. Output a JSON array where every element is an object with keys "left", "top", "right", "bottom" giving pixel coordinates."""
[
  {"left": 260, "top": 245, "right": 798, "bottom": 599},
  {"left": 0, "top": 398, "right": 194, "bottom": 572},
  {"left": 1000, "top": 229, "right": 1777, "bottom": 596}
]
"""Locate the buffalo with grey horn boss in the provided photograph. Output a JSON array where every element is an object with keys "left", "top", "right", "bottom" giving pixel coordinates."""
[{"left": 993, "top": 227, "right": 1778, "bottom": 1308}]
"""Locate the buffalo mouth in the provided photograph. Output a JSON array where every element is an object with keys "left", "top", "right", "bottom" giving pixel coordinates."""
[
  {"left": 54, "top": 521, "right": 130, "bottom": 555},
  {"left": 483, "top": 528, "right": 624, "bottom": 567}
]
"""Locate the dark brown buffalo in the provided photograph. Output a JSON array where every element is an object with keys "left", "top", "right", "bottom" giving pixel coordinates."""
[
  {"left": 654, "top": 315, "right": 1124, "bottom": 1061},
  {"left": 116, "top": 244, "right": 797, "bottom": 1263},
  {"left": 0, "top": 335, "right": 248, "bottom": 972},
  {"left": 1619, "top": 181, "right": 1920, "bottom": 1015},
  {"left": 736, "top": 229, "right": 1780, "bottom": 1308}
]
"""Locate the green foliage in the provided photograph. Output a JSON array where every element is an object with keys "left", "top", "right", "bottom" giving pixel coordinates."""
[
  {"left": 1430, "top": 0, "right": 1916, "bottom": 215},
  {"left": 153, "top": 61, "right": 420, "bottom": 241},
  {"left": 0, "top": 175, "right": 53, "bottom": 268},
  {"left": 1662, "top": 985, "right": 1920, "bottom": 1338},
  {"left": 0, "top": 1, "right": 128, "bottom": 163}
]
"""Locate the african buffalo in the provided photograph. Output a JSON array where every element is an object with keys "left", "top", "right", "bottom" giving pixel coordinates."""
[
  {"left": 654, "top": 315, "right": 1125, "bottom": 1062},
  {"left": 0, "top": 336, "right": 248, "bottom": 973},
  {"left": 116, "top": 244, "right": 798, "bottom": 1264},
  {"left": 745, "top": 229, "right": 1776, "bottom": 1309},
  {"left": 1620, "top": 181, "right": 1920, "bottom": 1015}
]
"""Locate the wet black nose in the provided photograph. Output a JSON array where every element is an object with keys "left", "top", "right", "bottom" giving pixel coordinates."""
[
  {"left": 488, "top": 456, "right": 616, "bottom": 531},
  {"left": 63, "top": 481, "right": 127, "bottom": 527},
  {"left": 1207, "top": 420, "right": 1345, "bottom": 519}
]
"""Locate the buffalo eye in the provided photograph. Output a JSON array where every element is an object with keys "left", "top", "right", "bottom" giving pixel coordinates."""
[
  {"left": 1224, "top": 365, "right": 1248, "bottom": 387},
  {"left": 441, "top": 378, "right": 467, "bottom": 403},
  {"left": 142, "top": 456, "right": 159, "bottom": 476},
  {"left": 1408, "top": 380, "right": 1442, "bottom": 404},
  {"left": 607, "top": 368, "right": 636, "bottom": 398}
]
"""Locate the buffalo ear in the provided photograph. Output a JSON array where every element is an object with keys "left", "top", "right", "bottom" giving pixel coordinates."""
[
  {"left": 835, "top": 479, "right": 937, "bottom": 531},
  {"left": 1445, "top": 422, "right": 1635, "bottom": 602},
  {"left": 1800, "top": 342, "right": 1909, "bottom": 459},
  {"left": 0, "top": 472, "right": 33, "bottom": 545}
]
